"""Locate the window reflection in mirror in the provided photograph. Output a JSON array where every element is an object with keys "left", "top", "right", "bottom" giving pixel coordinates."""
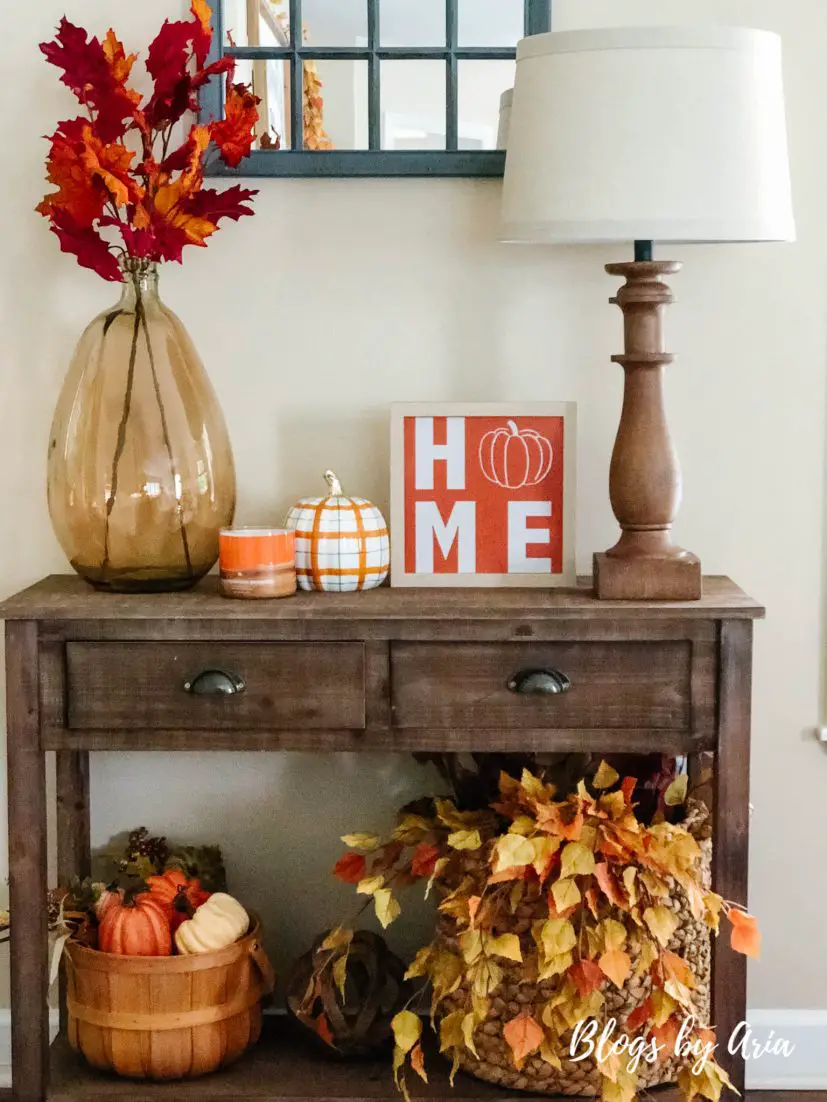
[{"left": 220, "top": 0, "right": 542, "bottom": 155}]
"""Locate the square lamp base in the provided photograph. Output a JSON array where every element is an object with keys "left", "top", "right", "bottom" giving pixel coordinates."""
[{"left": 593, "top": 551, "right": 702, "bottom": 601}]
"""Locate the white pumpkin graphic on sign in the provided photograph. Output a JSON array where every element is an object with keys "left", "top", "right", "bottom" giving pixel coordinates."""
[{"left": 479, "top": 421, "right": 553, "bottom": 489}]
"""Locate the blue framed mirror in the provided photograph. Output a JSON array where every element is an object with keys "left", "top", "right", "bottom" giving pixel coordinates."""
[{"left": 201, "top": 0, "right": 551, "bottom": 176}]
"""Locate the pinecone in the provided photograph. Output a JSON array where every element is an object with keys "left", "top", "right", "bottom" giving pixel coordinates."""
[{"left": 47, "top": 887, "right": 68, "bottom": 929}]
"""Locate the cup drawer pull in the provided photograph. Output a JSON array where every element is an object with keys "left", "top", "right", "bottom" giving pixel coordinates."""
[
  {"left": 507, "top": 668, "right": 572, "bottom": 695},
  {"left": 183, "top": 669, "right": 246, "bottom": 696}
]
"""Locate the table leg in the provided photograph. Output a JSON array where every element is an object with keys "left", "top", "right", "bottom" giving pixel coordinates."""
[
  {"left": 6, "top": 621, "right": 49, "bottom": 1101},
  {"left": 56, "top": 750, "right": 90, "bottom": 1034},
  {"left": 711, "top": 619, "right": 753, "bottom": 1093}
]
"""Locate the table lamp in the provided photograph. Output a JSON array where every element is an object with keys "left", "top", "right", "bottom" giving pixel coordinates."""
[{"left": 501, "top": 26, "right": 795, "bottom": 600}]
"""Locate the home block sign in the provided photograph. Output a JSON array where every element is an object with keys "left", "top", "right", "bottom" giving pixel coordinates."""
[{"left": 391, "top": 404, "right": 576, "bottom": 587}]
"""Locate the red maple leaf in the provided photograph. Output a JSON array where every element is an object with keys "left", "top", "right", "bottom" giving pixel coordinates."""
[
  {"left": 145, "top": 2, "right": 220, "bottom": 126},
  {"left": 48, "top": 208, "right": 121, "bottom": 282},
  {"left": 145, "top": 20, "right": 195, "bottom": 127},
  {"left": 40, "top": 19, "right": 139, "bottom": 141},
  {"left": 190, "top": 0, "right": 214, "bottom": 68}
]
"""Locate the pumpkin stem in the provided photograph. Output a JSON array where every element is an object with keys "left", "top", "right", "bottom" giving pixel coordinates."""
[
  {"left": 173, "top": 885, "right": 195, "bottom": 918},
  {"left": 324, "top": 470, "right": 343, "bottom": 497},
  {"left": 123, "top": 883, "right": 148, "bottom": 908},
  {"left": 507, "top": 420, "right": 519, "bottom": 436}
]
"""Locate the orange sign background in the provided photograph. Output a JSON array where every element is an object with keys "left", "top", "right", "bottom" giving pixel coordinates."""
[{"left": 402, "top": 414, "right": 567, "bottom": 576}]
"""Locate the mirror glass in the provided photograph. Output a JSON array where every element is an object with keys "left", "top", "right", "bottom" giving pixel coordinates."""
[
  {"left": 223, "top": 0, "right": 289, "bottom": 48},
  {"left": 220, "top": 0, "right": 539, "bottom": 155},
  {"left": 381, "top": 61, "right": 446, "bottom": 150},
  {"left": 458, "top": 60, "right": 515, "bottom": 150},
  {"left": 458, "top": 0, "right": 524, "bottom": 47},
  {"left": 380, "top": 0, "right": 445, "bottom": 47}
]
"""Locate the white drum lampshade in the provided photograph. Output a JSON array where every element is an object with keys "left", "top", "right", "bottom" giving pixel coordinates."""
[{"left": 501, "top": 26, "right": 795, "bottom": 245}]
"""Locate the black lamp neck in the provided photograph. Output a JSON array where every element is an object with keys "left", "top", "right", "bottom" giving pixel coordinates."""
[{"left": 634, "top": 240, "right": 654, "bottom": 262}]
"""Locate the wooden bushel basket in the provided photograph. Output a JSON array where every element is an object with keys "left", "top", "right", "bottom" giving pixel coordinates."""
[{"left": 64, "top": 916, "right": 275, "bottom": 1080}]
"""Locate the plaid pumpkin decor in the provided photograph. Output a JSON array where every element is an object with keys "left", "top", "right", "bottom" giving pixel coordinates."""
[{"left": 285, "top": 471, "right": 390, "bottom": 592}]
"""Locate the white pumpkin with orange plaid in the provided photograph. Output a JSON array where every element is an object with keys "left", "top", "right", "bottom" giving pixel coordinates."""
[{"left": 285, "top": 471, "right": 390, "bottom": 592}]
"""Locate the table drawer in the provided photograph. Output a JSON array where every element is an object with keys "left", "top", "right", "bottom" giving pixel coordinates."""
[
  {"left": 391, "top": 641, "right": 709, "bottom": 731},
  {"left": 66, "top": 642, "right": 365, "bottom": 730}
]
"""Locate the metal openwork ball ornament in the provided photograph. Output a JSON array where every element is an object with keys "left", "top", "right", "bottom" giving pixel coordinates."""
[{"left": 286, "top": 930, "right": 410, "bottom": 1058}]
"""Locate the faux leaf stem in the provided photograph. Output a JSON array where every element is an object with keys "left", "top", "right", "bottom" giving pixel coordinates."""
[
  {"left": 101, "top": 282, "right": 141, "bottom": 577},
  {"left": 138, "top": 300, "right": 193, "bottom": 577}
]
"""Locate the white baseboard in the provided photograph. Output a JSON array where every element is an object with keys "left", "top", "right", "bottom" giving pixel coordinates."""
[
  {"left": 743, "top": 1010, "right": 827, "bottom": 1090},
  {"left": 0, "top": 1008, "right": 822, "bottom": 1090}
]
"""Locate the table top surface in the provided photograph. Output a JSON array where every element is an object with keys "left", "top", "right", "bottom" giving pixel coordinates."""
[{"left": 0, "top": 574, "right": 764, "bottom": 622}]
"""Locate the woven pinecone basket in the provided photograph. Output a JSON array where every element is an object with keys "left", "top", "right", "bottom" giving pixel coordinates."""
[{"left": 438, "top": 804, "right": 712, "bottom": 1095}]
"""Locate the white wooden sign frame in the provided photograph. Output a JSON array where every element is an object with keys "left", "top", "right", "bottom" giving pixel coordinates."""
[{"left": 390, "top": 402, "right": 577, "bottom": 588}]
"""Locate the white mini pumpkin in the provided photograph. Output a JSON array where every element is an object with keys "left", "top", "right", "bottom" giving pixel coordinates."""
[
  {"left": 285, "top": 470, "right": 390, "bottom": 592},
  {"left": 174, "top": 892, "right": 249, "bottom": 955}
]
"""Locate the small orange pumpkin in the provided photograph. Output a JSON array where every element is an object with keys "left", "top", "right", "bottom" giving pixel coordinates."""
[
  {"left": 146, "top": 869, "right": 210, "bottom": 931},
  {"left": 98, "top": 889, "right": 172, "bottom": 956},
  {"left": 94, "top": 886, "right": 123, "bottom": 922}
]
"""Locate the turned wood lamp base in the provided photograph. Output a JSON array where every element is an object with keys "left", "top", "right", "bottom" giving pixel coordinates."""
[{"left": 595, "top": 243, "right": 702, "bottom": 601}]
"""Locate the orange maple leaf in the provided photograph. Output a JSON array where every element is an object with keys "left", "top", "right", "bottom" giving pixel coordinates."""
[
  {"left": 78, "top": 126, "right": 142, "bottom": 208},
  {"left": 154, "top": 188, "right": 216, "bottom": 245},
  {"left": 191, "top": 0, "right": 212, "bottom": 36},
  {"left": 210, "top": 82, "right": 260, "bottom": 168},
  {"left": 37, "top": 123, "right": 105, "bottom": 226},
  {"left": 154, "top": 135, "right": 217, "bottom": 248},
  {"left": 729, "top": 910, "right": 761, "bottom": 959},
  {"left": 102, "top": 29, "right": 139, "bottom": 88},
  {"left": 503, "top": 1012, "right": 544, "bottom": 1070}
]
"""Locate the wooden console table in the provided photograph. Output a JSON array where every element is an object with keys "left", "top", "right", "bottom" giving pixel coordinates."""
[{"left": 0, "top": 575, "right": 762, "bottom": 1101}]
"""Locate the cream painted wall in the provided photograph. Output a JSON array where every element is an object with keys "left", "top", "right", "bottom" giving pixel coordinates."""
[{"left": 0, "top": 0, "right": 825, "bottom": 1009}]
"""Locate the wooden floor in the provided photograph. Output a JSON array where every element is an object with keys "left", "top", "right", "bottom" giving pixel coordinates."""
[{"left": 0, "top": 1020, "right": 822, "bottom": 1101}]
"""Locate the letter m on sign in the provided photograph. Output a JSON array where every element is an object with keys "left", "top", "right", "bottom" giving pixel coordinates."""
[{"left": 415, "top": 502, "right": 476, "bottom": 573}]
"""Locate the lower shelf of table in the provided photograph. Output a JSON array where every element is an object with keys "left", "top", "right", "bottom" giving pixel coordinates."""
[{"left": 49, "top": 1018, "right": 682, "bottom": 1101}]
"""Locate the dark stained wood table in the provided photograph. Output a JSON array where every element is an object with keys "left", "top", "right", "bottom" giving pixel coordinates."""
[{"left": 0, "top": 575, "right": 763, "bottom": 1101}]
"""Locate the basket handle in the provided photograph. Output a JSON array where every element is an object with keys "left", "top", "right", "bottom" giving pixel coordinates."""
[{"left": 249, "top": 937, "right": 276, "bottom": 994}]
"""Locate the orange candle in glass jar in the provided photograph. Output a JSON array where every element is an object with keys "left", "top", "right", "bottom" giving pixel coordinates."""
[{"left": 219, "top": 528, "right": 297, "bottom": 599}]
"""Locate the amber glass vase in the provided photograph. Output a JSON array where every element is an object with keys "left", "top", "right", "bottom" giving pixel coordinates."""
[{"left": 48, "top": 259, "right": 236, "bottom": 591}]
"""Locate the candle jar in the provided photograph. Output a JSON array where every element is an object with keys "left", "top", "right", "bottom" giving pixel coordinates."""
[{"left": 219, "top": 528, "right": 296, "bottom": 599}]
